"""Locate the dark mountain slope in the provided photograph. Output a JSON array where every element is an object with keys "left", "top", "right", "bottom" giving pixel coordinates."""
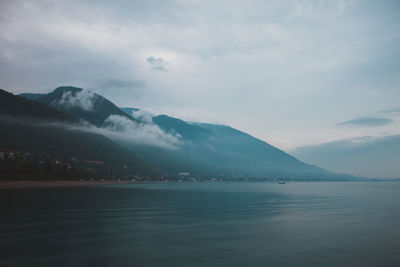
[
  {"left": 0, "top": 89, "right": 72, "bottom": 121},
  {"left": 19, "top": 93, "right": 46, "bottom": 101},
  {"left": 0, "top": 89, "right": 152, "bottom": 179},
  {"left": 0, "top": 118, "right": 147, "bottom": 172}
]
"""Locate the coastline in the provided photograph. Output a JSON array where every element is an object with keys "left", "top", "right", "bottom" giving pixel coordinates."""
[{"left": 0, "top": 180, "right": 137, "bottom": 189}]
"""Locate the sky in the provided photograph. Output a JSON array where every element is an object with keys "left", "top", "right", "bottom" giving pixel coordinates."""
[{"left": 1, "top": 0, "right": 400, "bottom": 151}]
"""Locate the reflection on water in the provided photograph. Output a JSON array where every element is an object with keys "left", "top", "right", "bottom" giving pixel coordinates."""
[{"left": 1, "top": 182, "right": 400, "bottom": 266}]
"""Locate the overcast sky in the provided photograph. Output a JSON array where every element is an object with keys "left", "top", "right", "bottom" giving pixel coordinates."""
[{"left": 1, "top": 0, "right": 400, "bottom": 151}]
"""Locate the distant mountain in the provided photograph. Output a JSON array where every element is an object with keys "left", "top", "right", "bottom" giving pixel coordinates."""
[
  {"left": 0, "top": 89, "right": 151, "bottom": 179},
  {"left": 193, "top": 122, "right": 309, "bottom": 173},
  {"left": 37, "top": 86, "right": 137, "bottom": 127},
  {"left": 152, "top": 115, "right": 212, "bottom": 141},
  {"left": 18, "top": 93, "right": 47, "bottom": 101},
  {"left": 292, "top": 136, "right": 400, "bottom": 178},
  {"left": 122, "top": 107, "right": 357, "bottom": 180}
]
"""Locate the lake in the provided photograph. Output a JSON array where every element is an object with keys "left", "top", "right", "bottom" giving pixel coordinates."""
[{"left": 1, "top": 182, "right": 400, "bottom": 266}]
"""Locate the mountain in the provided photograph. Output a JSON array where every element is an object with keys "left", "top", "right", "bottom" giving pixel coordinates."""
[
  {"left": 121, "top": 109, "right": 211, "bottom": 141},
  {"left": 192, "top": 122, "right": 314, "bottom": 174},
  {"left": 121, "top": 107, "right": 139, "bottom": 117},
  {"left": 37, "top": 86, "right": 136, "bottom": 127},
  {"left": 152, "top": 115, "right": 212, "bottom": 141},
  {"left": 0, "top": 89, "right": 151, "bottom": 180},
  {"left": 292, "top": 136, "right": 400, "bottom": 178},
  {"left": 14, "top": 86, "right": 360, "bottom": 181},
  {"left": 0, "top": 89, "right": 73, "bottom": 121},
  {"left": 122, "top": 107, "right": 356, "bottom": 180},
  {"left": 19, "top": 93, "right": 47, "bottom": 101}
]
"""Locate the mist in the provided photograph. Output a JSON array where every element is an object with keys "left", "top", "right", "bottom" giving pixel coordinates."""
[{"left": 55, "top": 89, "right": 97, "bottom": 111}]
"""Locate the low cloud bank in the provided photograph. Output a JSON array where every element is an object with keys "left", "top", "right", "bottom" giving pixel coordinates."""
[
  {"left": 75, "top": 114, "right": 181, "bottom": 149},
  {"left": 0, "top": 114, "right": 181, "bottom": 150},
  {"left": 49, "top": 89, "right": 179, "bottom": 149}
]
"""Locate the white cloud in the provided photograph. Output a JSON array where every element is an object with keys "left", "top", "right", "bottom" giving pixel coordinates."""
[
  {"left": 147, "top": 56, "right": 168, "bottom": 71},
  {"left": 131, "top": 109, "right": 153, "bottom": 124},
  {"left": 55, "top": 89, "right": 97, "bottom": 111},
  {"left": 98, "top": 114, "right": 181, "bottom": 149}
]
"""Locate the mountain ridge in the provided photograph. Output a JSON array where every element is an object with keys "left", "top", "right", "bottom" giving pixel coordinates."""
[
  {"left": 10, "top": 86, "right": 364, "bottom": 181},
  {"left": 120, "top": 105, "right": 356, "bottom": 180},
  {"left": 38, "top": 86, "right": 137, "bottom": 127}
]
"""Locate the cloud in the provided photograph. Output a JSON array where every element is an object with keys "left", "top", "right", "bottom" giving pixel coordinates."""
[
  {"left": 130, "top": 109, "right": 153, "bottom": 124},
  {"left": 55, "top": 89, "right": 97, "bottom": 111},
  {"left": 0, "top": 113, "right": 181, "bottom": 150},
  {"left": 77, "top": 114, "right": 181, "bottom": 149},
  {"left": 3, "top": 111, "right": 181, "bottom": 149},
  {"left": 147, "top": 56, "right": 168, "bottom": 71},
  {"left": 147, "top": 57, "right": 165, "bottom": 65},
  {"left": 378, "top": 107, "right": 400, "bottom": 116},
  {"left": 336, "top": 117, "right": 394, "bottom": 127},
  {"left": 151, "top": 66, "right": 167, "bottom": 72}
]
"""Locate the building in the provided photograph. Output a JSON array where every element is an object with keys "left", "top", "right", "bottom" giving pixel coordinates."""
[{"left": 0, "top": 148, "right": 17, "bottom": 159}]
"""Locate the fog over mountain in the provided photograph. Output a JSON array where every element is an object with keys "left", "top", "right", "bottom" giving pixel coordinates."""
[{"left": 35, "top": 87, "right": 182, "bottom": 150}]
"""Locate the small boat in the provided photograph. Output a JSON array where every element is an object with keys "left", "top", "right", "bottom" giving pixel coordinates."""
[{"left": 278, "top": 181, "right": 286, "bottom": 184}]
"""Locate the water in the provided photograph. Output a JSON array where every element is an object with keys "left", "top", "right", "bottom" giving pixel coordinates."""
[{"left": 1, "top": 182, "right": 400, "bottom": 266}]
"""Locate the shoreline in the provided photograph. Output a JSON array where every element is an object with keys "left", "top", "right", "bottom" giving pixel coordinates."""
[
  {"left": 0, "top": 179, "right": 396, "bottom": 189},
  {"left": 0, "top": 180, "right": 137, "bottom": 189}
]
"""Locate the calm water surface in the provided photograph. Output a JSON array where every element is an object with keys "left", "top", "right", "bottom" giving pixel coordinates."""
[{"left": 1, "top": 182, "right": 400, "bottom": 266}]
